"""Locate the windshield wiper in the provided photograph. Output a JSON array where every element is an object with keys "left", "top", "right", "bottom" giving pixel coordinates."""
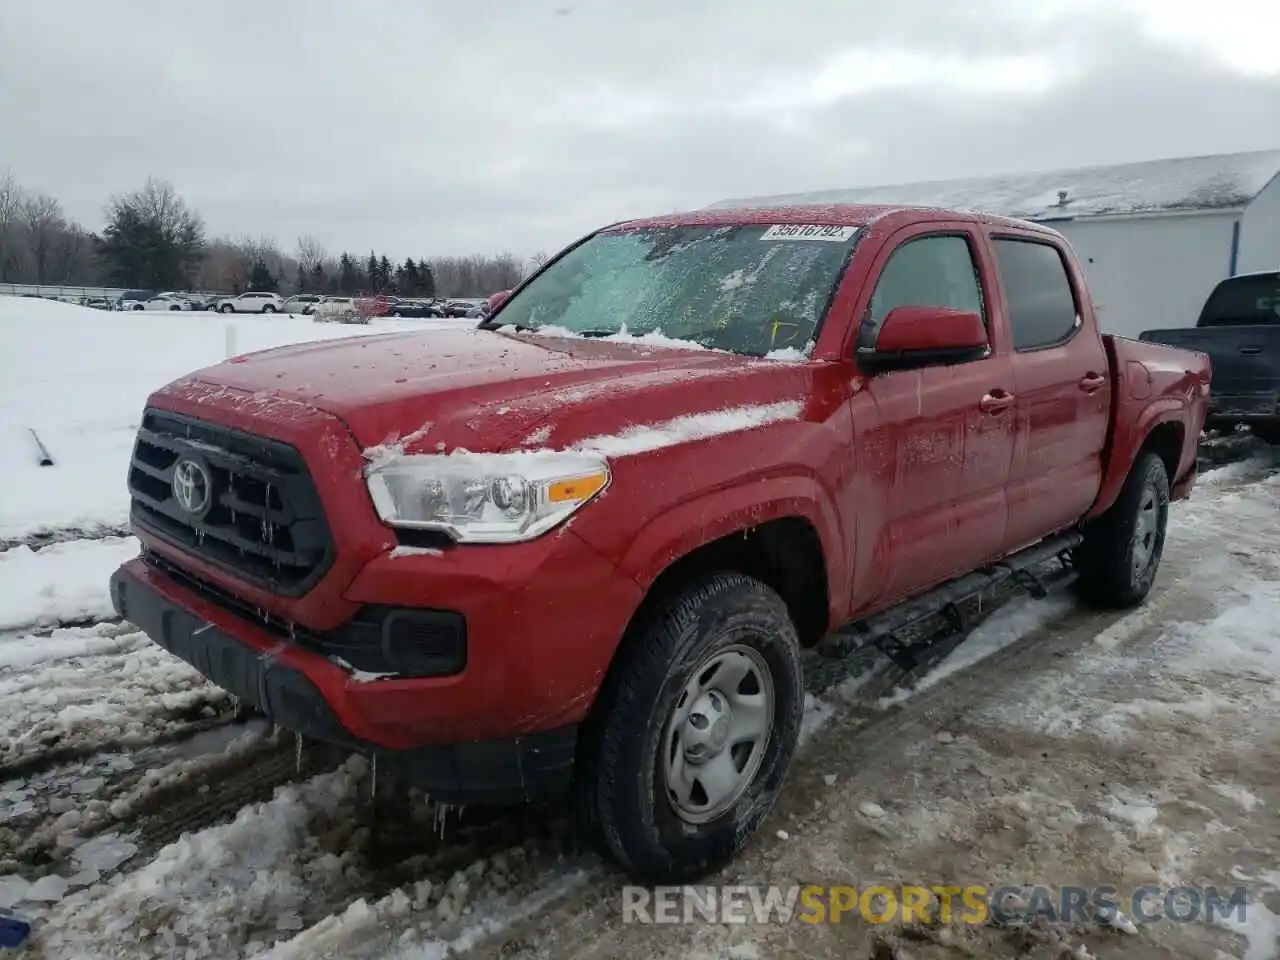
[{"left": 476, "top": 318, "right": 526, "bottom": 331}]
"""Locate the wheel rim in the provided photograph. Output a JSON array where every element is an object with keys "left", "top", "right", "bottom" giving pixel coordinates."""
[
  {"left": 1131, "top": 481, "right": 1161, "bottom": 574},
  {"left": 662, "top": 644, "right": 774, "bottom": 825}
]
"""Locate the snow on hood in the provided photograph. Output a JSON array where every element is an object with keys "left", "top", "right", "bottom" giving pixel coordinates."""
[{"left": 160, "top": 326, "right": 814, "bottom": 457}]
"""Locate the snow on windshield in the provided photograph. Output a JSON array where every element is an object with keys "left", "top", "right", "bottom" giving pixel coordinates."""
[{"left": 496, "top": 223, "right": 860, "bottom": 356}]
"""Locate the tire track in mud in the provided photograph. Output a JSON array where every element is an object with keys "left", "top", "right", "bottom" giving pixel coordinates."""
[
  {"left": 8, "top": 447, "right": 1276, "bottom": 956},
  {"left": 462, "top": 463, "right": 1280, "bottom": 959}
]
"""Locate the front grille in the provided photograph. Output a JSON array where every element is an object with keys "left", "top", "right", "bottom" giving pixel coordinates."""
[{"left": 128, "top": 409, "right": 334, "bottom": 596}]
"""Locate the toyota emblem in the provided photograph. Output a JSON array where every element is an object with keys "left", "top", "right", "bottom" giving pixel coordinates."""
[{"left": 171, "top": 458, "right": 212, "bottom": 516}]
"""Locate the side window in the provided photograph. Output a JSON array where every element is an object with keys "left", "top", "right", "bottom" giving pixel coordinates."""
[
  {"left": 992, "top": 238, "right": 1079, "bottom": 351},
  {"left": 859, "top": 235, "right": 984, "bottom": 351}
]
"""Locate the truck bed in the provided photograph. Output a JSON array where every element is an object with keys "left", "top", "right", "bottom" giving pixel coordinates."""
[{"left": 1140, "top": 325, "right": 1280, "bottom": 424}]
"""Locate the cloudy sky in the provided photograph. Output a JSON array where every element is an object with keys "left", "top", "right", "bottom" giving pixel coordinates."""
[{"left": 3, "top": 0, "right": 1278, "bottom": 260}]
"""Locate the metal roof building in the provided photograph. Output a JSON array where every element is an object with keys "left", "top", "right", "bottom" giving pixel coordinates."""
[{"left": 709, "top": 149, "right": 1280, "bottom": 337}]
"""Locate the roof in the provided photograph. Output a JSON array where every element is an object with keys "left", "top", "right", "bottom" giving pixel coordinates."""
[{"left": 707, "top": 149, "right": 1280, "bottom": 222}]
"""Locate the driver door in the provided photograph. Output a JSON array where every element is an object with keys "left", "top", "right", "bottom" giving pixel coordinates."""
[{"left": 850, "top": 226, "right": 1016, "bottom": 611}]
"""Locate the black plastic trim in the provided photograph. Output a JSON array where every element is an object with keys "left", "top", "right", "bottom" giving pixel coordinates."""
[
  {"left": 142, "top": 552, "right": 466, "bottom": 678},
  {"left": 111, "top": 564, "right": 575, "bottom": 805}
]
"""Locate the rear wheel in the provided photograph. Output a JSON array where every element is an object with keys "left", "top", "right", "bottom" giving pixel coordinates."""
[
  {"left": 573, "top": 572, "right": 803, "bottom": 883},
  {"left": 1073, "top": 451, "right": 1169, "bottom": 608},
  {"left": 220, "top": 304, "right": 234, "bottom": 313},
  {"left": 263, "top": 304, "right": 277, "bottom": 314}
]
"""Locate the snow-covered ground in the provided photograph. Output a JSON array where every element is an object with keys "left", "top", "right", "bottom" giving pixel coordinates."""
[
  {"left": 0, "top": 296, "right": 472, "bottom": 542},
  {"left": 1, "top": 296, "right": 1278, "bottom": 959}
]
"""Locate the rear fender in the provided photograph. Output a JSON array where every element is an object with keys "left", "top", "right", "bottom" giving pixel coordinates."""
[
  {"left": 1087, "top": 399, "right": 1188, "bottom": 519},
  {"left": 616, "top": 475, "right": 848, "bottom": 628}
]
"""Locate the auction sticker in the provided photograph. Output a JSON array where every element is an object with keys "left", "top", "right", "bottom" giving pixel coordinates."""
[{"left": 759, "top": 224, "right": 857, "bottom": 241}]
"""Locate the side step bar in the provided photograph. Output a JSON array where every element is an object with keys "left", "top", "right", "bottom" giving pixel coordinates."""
[{"left": 816, "top": 530, "right": 1083, "bottom": 668}]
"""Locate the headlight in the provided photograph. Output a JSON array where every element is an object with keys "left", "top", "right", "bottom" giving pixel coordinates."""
[{"left": 365, "top": 451, "right": 610, "bottom": 543}]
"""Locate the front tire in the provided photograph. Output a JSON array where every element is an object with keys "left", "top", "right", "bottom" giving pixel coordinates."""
[
  {"left": 263, "top": 304, "right": 277, "bottom": 314},
  {"left": 220, "top": 304, "right": 234, "bottom": 313},
  {"left": 573, "top": 572, "right": 803, "bottom": 884},
  {"left": 1073, "top": 451, "right": 1170, "bottom": 608}
]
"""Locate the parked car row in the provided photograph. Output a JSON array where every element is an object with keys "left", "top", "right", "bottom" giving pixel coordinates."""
[{"left": 14, "top": 288, "right": 504, "bottom": 318}]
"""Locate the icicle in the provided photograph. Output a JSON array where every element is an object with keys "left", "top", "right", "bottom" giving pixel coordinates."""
[
  {"left": 371, "top": 755, "right": 378, "bottom": 800},
  {"left": 295, "top": 732, "right": 303, "bottom": 773}
]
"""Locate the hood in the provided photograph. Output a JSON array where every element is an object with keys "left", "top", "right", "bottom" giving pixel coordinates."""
[{"left": 165, "top": 327, "right": 811, "bottom": 453}]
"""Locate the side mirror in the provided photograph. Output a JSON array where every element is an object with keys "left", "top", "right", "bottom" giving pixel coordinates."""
[
  {"left": 486, "top": 290, "right": 512, "bottom": 313},
  {"left": 859, "top": 305, "right": 989, "bottom": 371}
]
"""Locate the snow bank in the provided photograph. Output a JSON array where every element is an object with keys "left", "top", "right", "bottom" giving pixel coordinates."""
[
  {"left": 0, "top": 536, "right": 139, "bottom": 631},
  {"left": 0, "top": 296, "right": 469, "bottom": 540}
]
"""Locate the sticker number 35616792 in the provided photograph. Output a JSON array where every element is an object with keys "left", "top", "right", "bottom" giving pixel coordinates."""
[{"left": 759, "top": 224, "right": 857, "bottom": 242}]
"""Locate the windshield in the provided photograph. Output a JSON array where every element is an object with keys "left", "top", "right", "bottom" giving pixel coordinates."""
[
  {"left": 1198, "top": 273, "right": 1280, "bottom": 327},
  {"left": 493, "top": 222, "right": 861, "bottom": 355}
]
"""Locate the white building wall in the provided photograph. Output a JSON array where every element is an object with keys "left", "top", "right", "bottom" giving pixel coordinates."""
[
  {"left": 1048, "top": 212, "right": 1237, "bottom": 338},
  {"left": 1237, "top": 174, "right": 1280, "bottom": 275}
]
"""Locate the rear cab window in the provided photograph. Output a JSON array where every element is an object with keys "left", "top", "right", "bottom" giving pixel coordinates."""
[
  {"left": 1197, "top": 273, "right": 1280, "bottom": 327},
  {"left": 990, "top": 237, "right": 1080, "bottom": 351}
]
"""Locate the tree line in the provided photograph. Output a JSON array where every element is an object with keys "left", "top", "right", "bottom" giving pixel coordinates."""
[{"left": 0, "top": 171, "right": 539, "bottom": 298}]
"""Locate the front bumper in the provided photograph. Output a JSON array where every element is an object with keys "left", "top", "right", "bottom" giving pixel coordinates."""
[{"left": 111, "top": 559, "right": 579, "bottom": 805}]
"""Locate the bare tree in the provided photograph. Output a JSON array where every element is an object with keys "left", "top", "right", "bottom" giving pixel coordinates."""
[
  {"left": 0, "top": 170, "right": 24, "bottom": 281},
  {"left": 296, "top": 234, "right": 325, "bottom": 274},
  {"left": 526, "top": 251, "right": 550, "bottom": 277},
  {"left": 21, "top": 193, "right": 67, "bottom": 283}
]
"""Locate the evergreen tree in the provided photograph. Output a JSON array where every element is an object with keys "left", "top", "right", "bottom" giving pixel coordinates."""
[
  {"left": 338, "top": 253, "right": 357, "bottom": 294},
  {"left": 379, "top": 254, "right": 394, "bottom": 292},
  {"left": 311, "top": 262, "right": 326, "bottom": 292},
  {"left": 97, "top": 178, "right": 205, "bottom": 288},
  {"left": 397, "top": 257, "right": 421, "bottom": 295},
  {"left": 419, "top": 260, "right": 436, "bottom": 298},
  {"left": 249, "top": 258, "right": 277, "bottom": 291},
  {"left": 366, "top": 252, "right": 379, "bottom": 292}
]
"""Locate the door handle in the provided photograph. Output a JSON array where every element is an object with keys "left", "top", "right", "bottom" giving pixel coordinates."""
[
  {"left": 1079, "top": 372, "right": 1106, "bottom": 392},
  {"left": 979, "top": 390, "right": 1014, "bottom": 414}
]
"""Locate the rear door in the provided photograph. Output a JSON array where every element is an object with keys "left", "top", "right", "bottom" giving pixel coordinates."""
[
  {"left": 988, "top": 232, "right": 1111, "bottom": 548},
  {"left": 849, "top": 224, "right": 1017, "bottom": 609}
]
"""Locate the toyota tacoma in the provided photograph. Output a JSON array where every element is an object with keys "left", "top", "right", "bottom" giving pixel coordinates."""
[{"left": 110, "top": 204, "right": 1211, "bottom": 883}]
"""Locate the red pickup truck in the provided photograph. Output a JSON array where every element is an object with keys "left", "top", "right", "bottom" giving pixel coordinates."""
[{"left": 110, "top": 205, "right": 1210, "bottom": 884}]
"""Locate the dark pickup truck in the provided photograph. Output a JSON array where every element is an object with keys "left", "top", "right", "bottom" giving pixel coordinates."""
[{"left": 1141, "top": 271, "right": 1280, "bottom": 443}]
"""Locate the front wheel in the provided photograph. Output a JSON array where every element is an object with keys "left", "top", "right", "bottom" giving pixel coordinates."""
[
  {"left": 220, "top": 304, "right": 234, "bottom": 313},
  {"left": 573, "top": 572, "right": 803, "bottom": 883},
  {"left": 262, "top": 304, "right": 277, "bottom": 314},
  {"left": 1073, "top": 451, "right": 1170, "bottom": 608}
]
